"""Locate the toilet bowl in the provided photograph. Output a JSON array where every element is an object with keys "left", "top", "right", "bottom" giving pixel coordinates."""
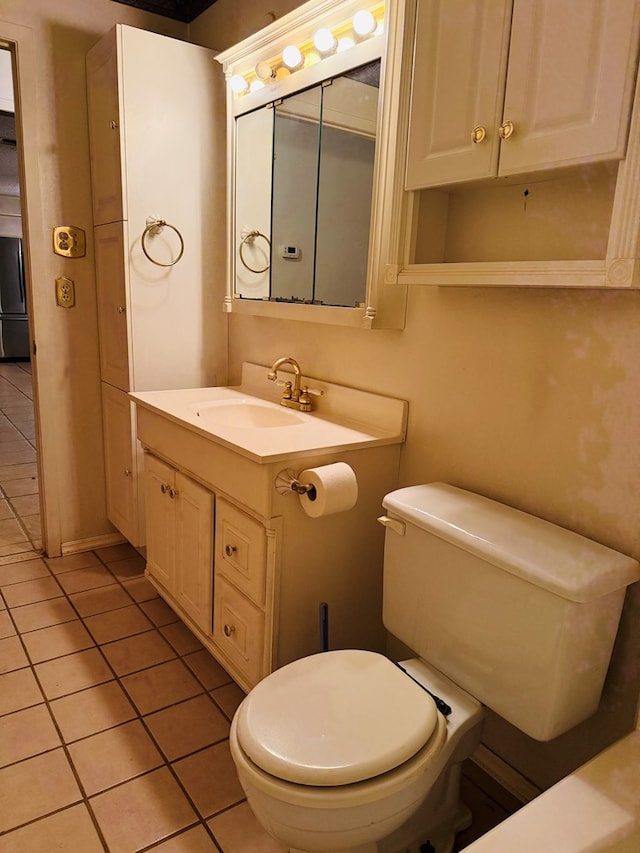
[{"left": 231, "top": 650, "right": 484, "bottom": 853}]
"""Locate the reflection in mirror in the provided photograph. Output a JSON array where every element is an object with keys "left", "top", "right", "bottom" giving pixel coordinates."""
[
  {"left": 272, "top": 87, "right": 321, "bottom": 302},
  {"left": 235, "top": 107, "right": 273, "bottom": 298},
  {"left": 233, "top": 59, "right": 380, "bottom": 308}
]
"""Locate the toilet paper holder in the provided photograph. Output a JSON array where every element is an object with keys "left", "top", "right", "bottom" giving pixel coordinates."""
[{"left": 275, "top": 468, "right": 317, "bottom": 499}]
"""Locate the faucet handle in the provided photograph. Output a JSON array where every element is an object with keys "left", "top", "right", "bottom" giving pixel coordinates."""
[{"left": 299, "top": 385, "right": 323, "bottom": 411}]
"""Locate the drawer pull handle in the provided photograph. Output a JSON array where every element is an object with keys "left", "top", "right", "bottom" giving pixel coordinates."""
[
  {"left": 471, "top": 125, "right": 486, "bottom": 143},
  {"left": 223, "top": 624, "right": 235, "bottom": 637},
  {"left": 224, "top": 544, "right": 237, "bottom": 557},
  {"left": 160, "top": 483, "right": 168, "bottom": 494}
]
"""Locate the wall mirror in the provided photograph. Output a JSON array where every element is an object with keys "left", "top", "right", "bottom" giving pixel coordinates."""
[
  {"left": 217, "top": 0, "right": 407, "bottom": 329},
  {"left": 235, "top": 60, "right": 379, "bottom": 308}
]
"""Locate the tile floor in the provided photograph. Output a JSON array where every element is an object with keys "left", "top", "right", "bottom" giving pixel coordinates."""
[
  {"left": 0, "top": 543, "right": 288, "bottom": 852},
  {"left": 0, "top": 361, "right": 41, "bottom": 558}
]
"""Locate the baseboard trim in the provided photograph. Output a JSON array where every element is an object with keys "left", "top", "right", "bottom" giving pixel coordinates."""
[
  {"left": 471, "top": 744, "right": 541, "bottom": 804},
  {"left": 61, "top": 532, "right": 127, "bottom": 555}
]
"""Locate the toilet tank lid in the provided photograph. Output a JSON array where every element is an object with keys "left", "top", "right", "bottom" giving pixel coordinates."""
[{"left": 382, "top": 484, "right": 640, "bottom": 603}]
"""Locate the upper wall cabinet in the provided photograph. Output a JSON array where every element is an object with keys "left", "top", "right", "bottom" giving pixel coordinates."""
[
  {"left": 406, "top": 0, "right": 639, "bottom": 188},
  {"left": 386, "top": 0, "right": 640, "bottom": 288},
  {"left": 216, "top": 0, "right": 408, "bottom": 329}
]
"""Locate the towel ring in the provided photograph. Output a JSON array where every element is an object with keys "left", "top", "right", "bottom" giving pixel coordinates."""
[
  {"left": 239, "top": 229, "right": 270, "bottom": 274},
  {"left": 141, "top": 219, "right": 184, "bottom": 267}
]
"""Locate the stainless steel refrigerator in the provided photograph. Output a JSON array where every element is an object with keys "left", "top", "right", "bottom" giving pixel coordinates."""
[{"left": 0, "top": 235, "right": 29, "bottom": 359}]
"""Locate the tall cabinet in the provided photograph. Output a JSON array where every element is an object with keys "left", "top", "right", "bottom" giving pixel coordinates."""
[{"left": 87, "top": 25, "right": 227, "bottom": 546}]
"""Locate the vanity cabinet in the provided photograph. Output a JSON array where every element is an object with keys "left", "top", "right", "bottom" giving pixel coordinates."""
[
  {"left": 144, "top": 454, "right": 214, "bottom": 635},
  {"left": 132, "top": 366, "right": 408, "bottom": 691},
  {"left": 406, "top": 0, "right": 639, "bottom": 189},
  {"left": 86, "top": 25, "right": 226, "bottom": 546}
]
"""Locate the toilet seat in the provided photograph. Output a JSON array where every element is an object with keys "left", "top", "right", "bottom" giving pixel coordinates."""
[{"left": 235, "top": 649, "right": 439, "bottom": 786}]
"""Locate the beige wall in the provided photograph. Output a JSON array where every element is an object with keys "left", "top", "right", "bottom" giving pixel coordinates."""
[
  {"left": 192, "top": 0, "right": 640, "bottom": 789},
  {"left": 0, "top": 0, "right": 186, "bottom": 552}
]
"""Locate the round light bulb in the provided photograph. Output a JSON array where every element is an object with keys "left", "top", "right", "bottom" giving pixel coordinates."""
[
  {"left": 229, "top": 74, "right": 249, "bottom": 94},
  {"left": 275, "top": 66, "right": 291, "bottom": 81},
  {"left": 282, "top": 45, "right": 304, "bottom": 70},
  {"left": 313, "top": 28, "right": 337, "bottom": 54},
  {"left": 353, "top": 9, "right": 376, "bottom": 37},
  {"left": 255, "top": 61, "right": 274, "bottom": 81},
  {"left": 249, "top": 79, "right": 265, "bottom": 93},
  {"left": 337, "top": 36, "right": 355, "bottom": 53},
  {"left": 304, "top": 50, "right": 322, "bottom": 68}
]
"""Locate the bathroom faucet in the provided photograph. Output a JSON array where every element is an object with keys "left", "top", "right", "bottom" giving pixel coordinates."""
[{"left": 268, "top": 357, "right": 319, "bottom": 412}]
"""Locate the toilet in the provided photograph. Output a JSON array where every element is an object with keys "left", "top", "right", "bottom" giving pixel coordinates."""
[{"left": 230, "top": 484, "right": 640, "bottom": 853}]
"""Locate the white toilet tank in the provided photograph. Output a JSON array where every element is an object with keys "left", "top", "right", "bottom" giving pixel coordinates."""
[{"left": 381, "top": 484, "right": 640, "bottom": 741}]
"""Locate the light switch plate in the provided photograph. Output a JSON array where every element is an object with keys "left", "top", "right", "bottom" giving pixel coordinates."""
[{"left": 53, "top": 226, "right": 86, "bottom": 258}]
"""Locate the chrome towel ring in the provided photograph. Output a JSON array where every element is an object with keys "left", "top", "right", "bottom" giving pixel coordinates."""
[
  {"left": 141, "top": 218, "right": 185, "bottom": 267},
  {"left": 239, "top": 229, "right": 270, "bottom": 274}
]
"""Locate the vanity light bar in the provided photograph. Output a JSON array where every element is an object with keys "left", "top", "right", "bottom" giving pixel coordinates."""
[{"left": 228, "top": 3, "right": 384, "bottom": 97}]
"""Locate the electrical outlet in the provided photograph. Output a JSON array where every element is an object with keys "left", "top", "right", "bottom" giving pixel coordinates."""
[
  {"left": 53, "top": 225, "right": 86, "bottom": 258},
  {"left": 55, "top": 276, "right": 76, "bottom": 308}
]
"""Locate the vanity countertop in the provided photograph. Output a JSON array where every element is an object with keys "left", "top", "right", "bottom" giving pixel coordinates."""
[{"left": 130, "top": 363, "right": 408, "bottom": 464}]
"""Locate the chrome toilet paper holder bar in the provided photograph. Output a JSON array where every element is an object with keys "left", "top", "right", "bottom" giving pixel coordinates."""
[{"left": 275, "top": 469, "right": 317, "bottom": 499}]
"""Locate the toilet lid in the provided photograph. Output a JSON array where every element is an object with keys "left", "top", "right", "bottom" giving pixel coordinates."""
[{"left": 235, "top": 650, "right": 439, "bottom": 786}]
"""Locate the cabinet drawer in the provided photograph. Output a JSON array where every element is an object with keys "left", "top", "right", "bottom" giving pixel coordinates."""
[
  {"left": 215, "top": 499, "right": 267, "bottom": 605},
  {"left": 213, "top": 576, "right": 265, "bottom": 686}
]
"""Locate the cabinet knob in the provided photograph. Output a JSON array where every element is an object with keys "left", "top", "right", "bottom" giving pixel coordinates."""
[
  {"left": 224, "top": 544, "right": 237, "bottom": 557},
  {"left": 117, "top": 305, "right": 126, "bottom": 314},
  {"left": 160, "top": 483, "right": 168, "bottom": 494},
  {"left": 168, "top": 487, "right": 178, "bottom": 499},
  {"left": 499, "top": 120, "right": 514, "bottom": 140},
  {"left": 123, "top": 469, "right": 131, "bottom": 477},
  {"left": 223, "top": 624, "right": 236, "bottom": 637},
  {"left": 471, "top": 125, "right": 486, "bottom": 144},
  {"left": 110, "top": 120, "right": 118, "bottom": 130}
]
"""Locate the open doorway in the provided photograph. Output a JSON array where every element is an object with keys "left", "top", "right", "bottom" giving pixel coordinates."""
[{"left": 0, "top": 48, "right": 41, "bottom": 558}]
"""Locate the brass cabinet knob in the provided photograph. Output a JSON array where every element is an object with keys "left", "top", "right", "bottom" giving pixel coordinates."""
[
  {"left": 224, "top": 544, "right": 237, "bottom": 557},
  {"left": 471, "top": 125, "right": 486, "bottom": 144},
  {"left": 160, "top": 483, "right": 168, "bottom": 494},
  {"left": 499, "top": 120, "right": 514, "bottom": 139},
  {"left": 123, "top": 469, "right": 131, "bottom": 477},
  {"left": 223, "top": 624, "right": 235, "bottom": 637},
  {"left": 117, "top": 305, "right": 125, "bottom": 314},
  {"left": 168, "top": 488, "right": 178, "bottom": 499}
]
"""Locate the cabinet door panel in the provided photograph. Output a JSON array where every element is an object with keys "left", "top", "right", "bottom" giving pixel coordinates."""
[
  {"left": 144, "top": 454, "right": 175, "bottom": 592},
  {"left": 101, "top": 382, "right": 140, "bottom": 546},
  {"left": 95, "top": 222, "right": 131, "bottom": 391},
  {"left": 86, "top": 31, "right": 125, "bottom": 224},
  {"left": 405, "top": 0, "right": 512, "bottom": 189},
  {"left": 500, "top": 0, "right": 640, "bottom": 174},
  {"left": 175, "top": 472, "right": 214, "bottom": 634}
]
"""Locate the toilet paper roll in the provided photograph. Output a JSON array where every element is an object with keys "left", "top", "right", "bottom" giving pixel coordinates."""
[{"left": 298, "top": 462, "right": 358, "bottom": 518}]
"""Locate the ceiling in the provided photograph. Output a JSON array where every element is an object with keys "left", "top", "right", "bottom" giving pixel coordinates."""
[{"left": 112, "top": 0, "right": 218, "bottom": 24}]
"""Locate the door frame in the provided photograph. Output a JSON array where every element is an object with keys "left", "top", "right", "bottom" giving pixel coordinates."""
[{"left": 1, "top": 22, "right": 61, "bottom": 557}]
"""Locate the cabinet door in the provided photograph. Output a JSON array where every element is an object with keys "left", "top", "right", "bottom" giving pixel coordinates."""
[
  {"left": 86, "top": 29, "right": 126, "bottom": 225},
  {"left": 174, "top": 472, "right": 214, "bottom": 634},
  {"left": 405, "top": 0, "right": 513, "bottom": 189},
  {"left": 144, "top": 454, "right": 176, "bottom": 593},
  {"left": 101, "top": 382, "right": 141, "bottom": 546},
  {"left": 500, "top": 0, "right": 640, "bottom": 175},
  {"left": 95, "top": 222, "right": 130, "bottom": 391}
]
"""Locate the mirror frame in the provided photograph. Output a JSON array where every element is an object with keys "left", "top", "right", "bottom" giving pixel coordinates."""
[{"left": 216, "top": 0, "right": 409, "bottom": 330}]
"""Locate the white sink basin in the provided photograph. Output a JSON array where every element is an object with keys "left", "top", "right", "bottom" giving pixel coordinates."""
[{"left": 191, "top": 399, "right": 305, "bottom": 429}]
